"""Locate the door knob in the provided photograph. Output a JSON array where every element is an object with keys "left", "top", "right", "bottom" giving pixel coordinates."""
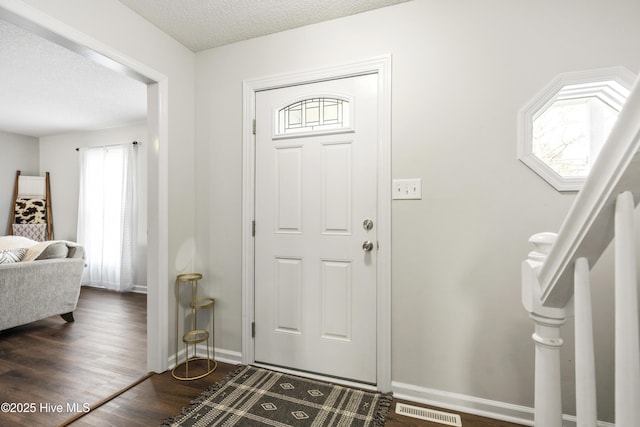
[{"left": 362, "top": 241, "right": 374, "bottom": 252}]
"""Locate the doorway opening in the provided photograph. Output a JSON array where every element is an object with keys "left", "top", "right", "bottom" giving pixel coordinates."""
[{"left": 0, "top": 3, "right": 170, "bottom": 373}]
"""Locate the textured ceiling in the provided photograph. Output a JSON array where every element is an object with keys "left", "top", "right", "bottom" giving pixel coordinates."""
[
  {"left": 0, "top": 18, "right": 147, "bottom": 138},
  {"left": 1, "top": 1, "right": 409, "bottom": 138},
  {"left": 118, "top": 0, "right": 410, "bottom": 51}
]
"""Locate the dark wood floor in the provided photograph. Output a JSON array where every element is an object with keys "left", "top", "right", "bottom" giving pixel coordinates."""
[
  {"left": 0, "top": 287, "right": 147, "bottom": 427},
  {"left": 71, "top": 365, "right": 524, "bottom": 427},
  {"left": 0, "top": 287, "right": 523, "bottom": 427}
]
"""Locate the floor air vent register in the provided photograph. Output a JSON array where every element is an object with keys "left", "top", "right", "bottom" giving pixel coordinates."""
[{"left": 395, "top": 403, "right": 463, "bottom": 426}]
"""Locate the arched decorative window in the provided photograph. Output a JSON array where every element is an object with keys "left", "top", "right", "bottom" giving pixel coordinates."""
[
  {"left": 518, "top": 67, "right": 635, "bottom": 191},
  {"left": 276, "top": 97, "right": 351, "bottom": 136}
]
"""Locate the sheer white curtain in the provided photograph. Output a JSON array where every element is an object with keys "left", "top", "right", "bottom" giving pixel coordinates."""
[{"left": 77, "top": 144, "right": 137, "bottom": 292}]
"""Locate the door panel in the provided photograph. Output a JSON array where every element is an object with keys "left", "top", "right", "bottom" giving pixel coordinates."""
[
  {"left": 254, "top": 74, "right": 378, "bottom": 383},
  {"left": 322, "top": 142, "right": 352, "bottom": 234},
  {"left": 275, "top": 146, "right": 302, "bottom": 232},
  {"left": 274, "top": 257, "right": 302, "bottom": 333}
]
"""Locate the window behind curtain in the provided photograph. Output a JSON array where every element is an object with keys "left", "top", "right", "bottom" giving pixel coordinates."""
[{"left": 77, "top": 144, "right": 137, "bottom": 292}]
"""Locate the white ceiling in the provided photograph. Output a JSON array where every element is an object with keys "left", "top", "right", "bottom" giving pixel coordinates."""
[
  {"left": 0, "top": 1, "right": 408, "bottom": 138},
  {"left": 118, "top": 0, "right": 410, "bottom": 52},
  {"left": 0, "top": 18, "right": 148, "bottom": 138}
]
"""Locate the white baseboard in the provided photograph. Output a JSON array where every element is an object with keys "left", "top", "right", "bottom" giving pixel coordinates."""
[
  {"left": 392, "top": 381, "right": 534, "bottom": 426},
  {"left": 81, "top": 283, "right": 147, "bottom": 293},
  {"left": 168, "top": 345, "right": 242, "bottom": 369},
  {"left": 392, "top": 381, "right": 614, "bottom": 427},
  {"left": 212, "top": 348, "right": 243, "bottom": 365},
  {"left": 131, "top": 284, "right": 147, "bottom": 294},
  {"left": 561, "top": 415, "right": 614, "bottom": 427}
]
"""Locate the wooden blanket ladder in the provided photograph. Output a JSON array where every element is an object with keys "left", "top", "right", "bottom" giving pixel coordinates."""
[{"left": 8, "top": 170, "right": 54, "bottom": 241}]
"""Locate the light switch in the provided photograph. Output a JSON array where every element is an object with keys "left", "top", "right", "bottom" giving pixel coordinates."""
[{"left": 392, "top": 179, "right": 422, "bottom": 200}]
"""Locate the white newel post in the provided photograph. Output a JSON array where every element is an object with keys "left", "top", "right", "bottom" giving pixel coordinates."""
[
  {"left": 522, "top": 232, "right": 566, "bottom": 427},
  {"left": 531, "top": 314, "right": 566, "bottom": 427}
]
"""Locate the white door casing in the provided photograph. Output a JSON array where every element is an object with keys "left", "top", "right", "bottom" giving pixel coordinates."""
[
  {"left": 254, "top": 74, "right": 378, "bottom": 383},
  {"left": 242, "top": 56, "right": 392, "bottom": 391}
]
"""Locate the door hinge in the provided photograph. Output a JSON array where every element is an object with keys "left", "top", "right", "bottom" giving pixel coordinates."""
[
  {"left": 252, "top": 220, "right": 256, "bottom": 237},
  {"left": 252, "top": 119, "right": 256, "bottom": 135},
  {"left": 252, "top": 322, "right": 256, "bottom": 338}
]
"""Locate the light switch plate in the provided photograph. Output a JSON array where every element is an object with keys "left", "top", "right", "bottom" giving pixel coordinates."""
[{"left": 392, "top": 178, "right": 422, "bottom": 200}]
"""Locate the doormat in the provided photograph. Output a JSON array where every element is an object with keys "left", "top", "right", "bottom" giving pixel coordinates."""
[{"left": 161, "top": 365, "right": 392, "bottom": 426}]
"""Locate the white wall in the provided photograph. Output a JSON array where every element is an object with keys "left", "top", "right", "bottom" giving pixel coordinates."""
[
  {"left": 39, "top": 124, "right": 148, "bottom": 289},
  {"left": 0, "top": 130, "right": 39, "bottom": 235},
  {"left": 194, "top": 0, "right": 640, "bottom": 422}
]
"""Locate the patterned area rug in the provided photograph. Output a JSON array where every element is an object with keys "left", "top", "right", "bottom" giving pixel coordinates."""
[{"left": 162, "top": 365, "right": 392, "bottom": 426}]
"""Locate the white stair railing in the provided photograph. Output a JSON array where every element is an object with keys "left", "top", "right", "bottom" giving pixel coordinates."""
[
  {"left": 613, "top": 191, "right": 640, "bottom": 426},
  {"left": 574, "top": 256, "right": 597, "bottom": 427},
  {"left": 522, "top": 74, "right": 640, "bottom": 426}
]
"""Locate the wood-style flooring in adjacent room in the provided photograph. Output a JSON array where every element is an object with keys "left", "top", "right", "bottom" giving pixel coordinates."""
[
  {"left": 0, "top": 286, "right": 524, "bottom": 426},
  {"left": 0, "top": 287, "right": 148, "bottom": 427}
]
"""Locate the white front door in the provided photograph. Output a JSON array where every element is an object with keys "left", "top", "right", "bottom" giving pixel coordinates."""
[{"left": 254, "top": 73, "right": 379, "bottom": 384}]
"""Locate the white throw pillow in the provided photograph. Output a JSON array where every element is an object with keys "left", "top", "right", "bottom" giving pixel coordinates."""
[{"left": 0, "top": 248, "right": 27, "bottom": 264}]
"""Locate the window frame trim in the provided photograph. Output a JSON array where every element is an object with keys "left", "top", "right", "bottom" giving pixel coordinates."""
[
  {"left": 518, "top": 66, "right": 636, "bottom": 192},
  {"left": 272, "top": 92, "right": 355, "bottom": 140}
]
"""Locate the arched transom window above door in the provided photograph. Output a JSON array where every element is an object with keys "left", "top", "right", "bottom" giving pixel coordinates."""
[
  {"left": 518, "top": 67, "right": 635, "bottom": 191},
  {"left": 275, "top": 96, "right": 352, "bottom": 137}
]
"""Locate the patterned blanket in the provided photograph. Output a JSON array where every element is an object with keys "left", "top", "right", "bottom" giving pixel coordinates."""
[{"left": 14, "top": 198, "right": 46, "bottom": 224}]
